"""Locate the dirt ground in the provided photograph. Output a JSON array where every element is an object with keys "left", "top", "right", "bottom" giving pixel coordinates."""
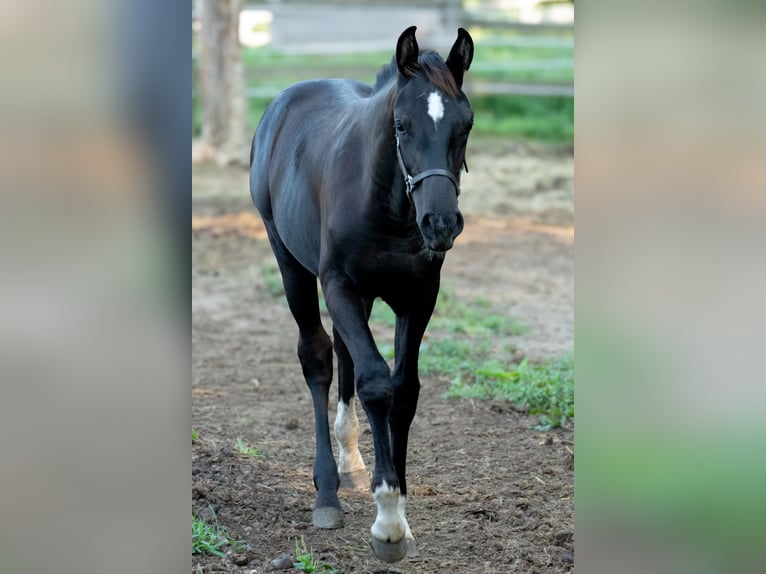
[{"left": 192, "top": 138, "right": 574, "bottom": 573}]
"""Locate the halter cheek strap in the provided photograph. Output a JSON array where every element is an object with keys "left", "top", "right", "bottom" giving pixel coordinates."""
[{"left": 395, "top": 133, "right": 465, "bottom": 199}]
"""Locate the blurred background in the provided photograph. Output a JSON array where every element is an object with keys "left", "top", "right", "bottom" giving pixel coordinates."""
[{"left": 191, "top": 0, "right": 574, "bottom": 165}]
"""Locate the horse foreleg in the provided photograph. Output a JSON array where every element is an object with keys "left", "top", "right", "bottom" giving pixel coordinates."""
[
  {"left": 389, "top": 380, "right": 419, "bottom": 558},
  {"left": 389, "top": 306, "right": 434, "bottom": 558},
  {"left": 322, "top": 279, "right": 407, "bottom": 563}
]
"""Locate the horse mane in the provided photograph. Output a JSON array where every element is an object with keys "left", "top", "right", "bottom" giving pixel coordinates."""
[{"left": 373, "top": 50, "right": 460, "bottom": 97}]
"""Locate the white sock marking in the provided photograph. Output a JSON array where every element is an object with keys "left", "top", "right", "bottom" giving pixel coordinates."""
[
  {"left": 334, "top": 400, "right": 366, "bottom": 474},
  {"left": 371, "top": 481, "right": 406, "bottom": 542},
  {"left": 427, "top": 91, "right": 444, "bottom": 126}
]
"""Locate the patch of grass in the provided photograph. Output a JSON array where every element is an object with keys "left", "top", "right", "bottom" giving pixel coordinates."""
[
  {"left": 430, "top": 288, "right": 528, "bottom": 337},
  {"left": 365, "top": 284, "right": 572, "bottom": 429},
  {"left": 419, "top": 337, "right": 487, "bottom": 378},
  {"left": 472, "top": 94, "right": 573, "bottom": 143},
  {"left": 371, "top": 285, "right": 527, "bottom": 371},
  {"left": 447, "top": 354, "right": 574, "bottom": 430},
  {"left": 368, "top": 287, "right": 527, "bottom": 339},
  {"left": 369, "top": 299, "right": 396, "bottom": 327},
  {"left": 192, "top": 427, "right": 199, "bottom": 443},
  {"left": 293, "top": 537, "right": 341, "bottom": 573},
  {"left": 192, "top": 506, "right": 242, "bottom": 558},
  {"left": 242, "top": 46, "right": 389, "bottom": 72},
  {"left": 377, "top": 342, "right": 395, "bottom": 361},
  {"left": 235, "top": 436, "right": 261, "bottom": 458}
]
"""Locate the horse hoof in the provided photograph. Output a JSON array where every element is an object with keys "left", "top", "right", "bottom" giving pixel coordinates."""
[
  {"left": 312, "top": 506, "right": 344, "bottom": 529},
  {"left": 371, "top": 537, "right": 407, "bottom": 563},
  {"left": 340, "top": 469, "right": 369, "bottom": 490},
  {"left": 405, "top": 537, "right": 418, "bottom": 558}
]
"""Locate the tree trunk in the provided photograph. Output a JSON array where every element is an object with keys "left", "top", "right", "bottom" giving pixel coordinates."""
[{"left": 197, "top": 0, "right": 249, "bottom": 166}]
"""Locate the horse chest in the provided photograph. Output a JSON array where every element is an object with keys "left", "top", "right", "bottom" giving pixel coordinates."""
[{"left": 345, "top": 251, "right": 440, "bottom": 298}]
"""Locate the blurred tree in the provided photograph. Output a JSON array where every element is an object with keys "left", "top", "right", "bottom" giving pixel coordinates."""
[{"left": 196, "top": 0, "right": 248, "bottom": 165}]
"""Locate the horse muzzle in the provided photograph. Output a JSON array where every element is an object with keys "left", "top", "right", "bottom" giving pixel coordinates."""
[{"left": 417, "top": 208, "right": 464, "bottom": 252}]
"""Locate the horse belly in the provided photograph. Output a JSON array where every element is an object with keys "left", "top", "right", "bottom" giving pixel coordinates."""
[
  {"left": 254, "top": 80, "right": 367, "bottom": 276},
  {"left": 272, "top": 182, "right": 322, "bottom": 276}
]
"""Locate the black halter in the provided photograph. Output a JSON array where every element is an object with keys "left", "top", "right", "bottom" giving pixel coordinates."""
[{"left": 395, "top": 132, "right": 466, "bottom": 199}]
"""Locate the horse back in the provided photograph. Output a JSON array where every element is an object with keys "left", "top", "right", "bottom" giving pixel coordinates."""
[{"left": 250, "top": 79, "right": 371, "bottom": 275}]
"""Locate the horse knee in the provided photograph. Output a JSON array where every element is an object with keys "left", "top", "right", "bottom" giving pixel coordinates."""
[
  {"left": 298, "top": 333, "right": 333, "bottom": 385},
  {"left": 356, "top": 363, "right": 393, "bottom": 408}
]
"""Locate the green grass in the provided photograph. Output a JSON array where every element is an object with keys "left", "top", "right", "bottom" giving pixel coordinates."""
[
  {"left": 242, "top": 46, "right": 389, "bottom": 73},
  {"left": 193, "top": 36, "right": 573, "bottom": 144},
  {"left": 429, "top": 288, "right": 528, "bottom": 337},
  {"left": 293, "top": 537, "right": 341, "bottom": 574},
  {"left": 369, "top": 298, "right": 397, "bottom": 327},
  {"left": 192, "top": 427, "right": 199, "bottom": 443},
  {"left": 235, "top": 436, "right": 261, "bottom": 458},
  {"left": 369, "top": 287, "right": 527, "bottom": 339},
  {"left": 192, "top": 506, "right": 242, "bottom": 558},
  {"left": 471, "top": 94, "right": 573, "bottom": 142},
  {"left": 446, "top": 355, "right": 574, "bottom": 430},
  {"left": 366, "top": 285, "right": 572, "bottom": 429}
]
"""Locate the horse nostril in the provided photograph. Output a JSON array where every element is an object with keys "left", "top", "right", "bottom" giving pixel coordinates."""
[
  {"left": 455, "top": 211, "right": 464, "bottom": 232},
  {"left": 420, "top": 213, "right": 432, "bottom": 232}
]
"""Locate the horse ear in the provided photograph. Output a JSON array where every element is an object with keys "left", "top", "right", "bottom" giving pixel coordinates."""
[
  {"left": 396, "top": 26, "right": 420, "bottom": 77},
  {"left": 446, "top": 28, "right": 474, "bottom": 88}
]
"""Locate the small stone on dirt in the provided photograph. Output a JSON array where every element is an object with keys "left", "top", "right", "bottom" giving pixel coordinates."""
[
  {"left": 284, "top": 418, "right": 299, "bottom": 430},
  {"left": 268, "top": 553, "right": 293, "bottom": 570},
  {"left": 232, "top": 553, "right": 250, "bottom": 566},
  {"left": 552, "top": 529, "right": 573, "bottom": 545}
]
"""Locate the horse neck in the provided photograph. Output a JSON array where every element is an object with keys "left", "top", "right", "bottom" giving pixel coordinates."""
[{"left": 362, "top": 84, "right": 412, "bottom": 220}]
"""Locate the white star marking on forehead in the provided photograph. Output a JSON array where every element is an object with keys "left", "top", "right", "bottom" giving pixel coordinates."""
[{"left": 427, "top": 91, "right": 444, "bottom": 126}]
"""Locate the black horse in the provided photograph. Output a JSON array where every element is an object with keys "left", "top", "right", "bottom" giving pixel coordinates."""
[{"left": 249, "top": 26, "right": 474, "bottom": 563}]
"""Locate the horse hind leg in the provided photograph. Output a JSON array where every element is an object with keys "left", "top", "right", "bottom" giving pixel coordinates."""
[
  {"left": 298, "top": 330, "right": 343, "bottom": 529},
  {"left": 332, "top": 326, "right": 369, "bottom": 491},
  {"left": 262, "top": 224, "right": 343, "bottom": 529}
]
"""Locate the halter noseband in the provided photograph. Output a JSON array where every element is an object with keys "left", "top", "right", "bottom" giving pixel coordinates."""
[{"left": 395, "top": 132, "right": 465, "bottom": 199}]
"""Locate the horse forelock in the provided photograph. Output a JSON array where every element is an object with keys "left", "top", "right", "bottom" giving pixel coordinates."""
[
  {"left": 373, "top": 51, "right": 460, "bottom": 98},
  {"left": 418, "top": 51, "right": 460, "bottom": 97}
]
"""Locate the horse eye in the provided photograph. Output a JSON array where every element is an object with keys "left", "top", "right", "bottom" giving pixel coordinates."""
[{"left": 395, "top": 122, "right": 405, "bottom": 133}]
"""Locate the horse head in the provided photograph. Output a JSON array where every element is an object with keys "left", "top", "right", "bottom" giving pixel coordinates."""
[{"left": 392, "top": 26, "right": 474, "bottom": 252}]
